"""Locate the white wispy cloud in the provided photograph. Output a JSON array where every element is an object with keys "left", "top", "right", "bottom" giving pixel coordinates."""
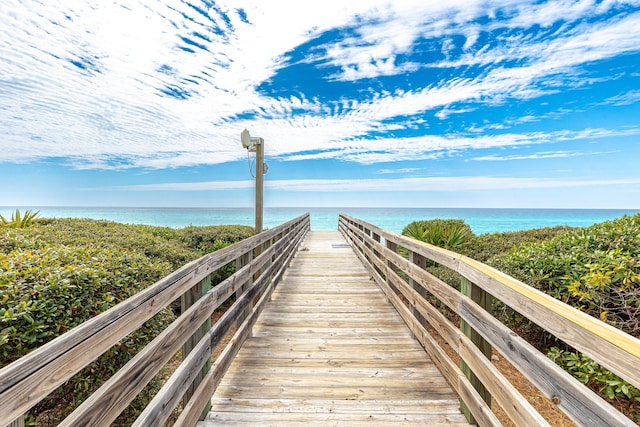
[
  {"left": 108, "top": 175, "right": 640, "bottom": 193},
  {"left": 471, "top": 151, "right": 581, "bottom": 161},
  {"left": 603, "top": 89, "right": 640, "bottom": 106},
  {"left": 274, "top": 128, "right": 640, "bottom": 164},
  {"left": 1, "top": 0, "right": 639, "bottom": 170},
  {"left": 376, "top": 167, "right": 423, "bottom": 174}
]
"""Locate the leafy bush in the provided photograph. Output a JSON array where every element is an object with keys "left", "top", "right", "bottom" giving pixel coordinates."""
[
  {"left": 489, "top": 214, "right": 640, "bottom": 338},
  {"left": 0, "top": 218, "right": 255, "bottom": 425},
  {"left": 463, "top": 226, "right": 573, "bottom": 263},
  {"left": 176, "top": 224, "right": 255, "bottom": 252},
  {"left": 402, "top": 219, "right": 474, "bottom": 250},
  {"left": 0, "top": 209, "right": 40, "bottom": 228},
  {"left": 400, "top": 215, "right": 640, "bottom": 417},
  {"left": 0, "top": 244, "right": 173, "bottom": 359},
  {"left": 548, "top": 347, "right": 640, "bottom": 402}
]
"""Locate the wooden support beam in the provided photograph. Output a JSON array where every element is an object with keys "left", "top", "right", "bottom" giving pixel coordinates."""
[{"left": 458, "top": 279, "right": 493, "bottom": 424}]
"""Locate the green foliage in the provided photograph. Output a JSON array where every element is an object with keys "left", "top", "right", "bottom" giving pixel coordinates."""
[
  {"left": 490, "top": 214, "right": 640, "bottom": 338},
  {"left": 463, "top": 226, "right": 573, "bottom": 263},
  {"left": 0, "top": 218, "right": 255, "bottom": 425},
  {"left": 401, "top": 218, "right": 474, "bottom": 250},
  {"left": 417, "top": 225, "right": 574, "bottom": 293},
  {"left": 177, "top": 224, "right": 255, "bottom": 252},
  {"left": 400, "top": 214, "right": 640, "bottom": 414},
  {"left": 0, "top": 209, "right": 40, "bottom": 228},
  {"left": 548, "top": 347, "right": 640, "bottom": 401},
  {"left": 0, "top": 244, "right": 173, "bottom": 359}
]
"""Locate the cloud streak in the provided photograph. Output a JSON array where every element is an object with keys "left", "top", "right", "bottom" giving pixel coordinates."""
[
  {"left": 107, "top": 175, "right": 640, "bottom": 193},
  {"left": 1, "top": 0, "right": 639, "bottom": 171}
]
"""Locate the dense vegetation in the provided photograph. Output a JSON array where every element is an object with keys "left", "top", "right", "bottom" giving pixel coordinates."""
[
  {"left": 0, "top": 217, "right": 254, "bottom": 425},
  {"left": 402, "top": 214, "right": 640, "bottom": 415}
]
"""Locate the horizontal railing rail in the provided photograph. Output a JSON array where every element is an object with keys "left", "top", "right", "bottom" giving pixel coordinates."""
[
  {"left": 0, "top": 213, "right": 310, "bottom": 427},
  {"left": 339, "top": 213, "right": 640, "bottom": 427}
]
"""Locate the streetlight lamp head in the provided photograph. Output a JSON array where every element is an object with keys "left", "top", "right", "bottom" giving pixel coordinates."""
[
  {"left": 241, "top": 129, "right": 252, "bottom": 149},
  {"left": 241, "top": 129, "right": 259, "bottom": 152}
]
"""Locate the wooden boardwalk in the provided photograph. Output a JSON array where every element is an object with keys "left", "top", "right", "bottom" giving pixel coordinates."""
[{"left": 198, "top": 231, "right": 469, "bottom": 426}]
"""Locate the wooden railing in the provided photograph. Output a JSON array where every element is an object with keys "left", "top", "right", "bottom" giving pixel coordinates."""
[
  {"left": 0, "top": 213, "right": 310, "bottom": 427},
  {"left": 339, "top": 214, "right": 640, "bottom": 427}
]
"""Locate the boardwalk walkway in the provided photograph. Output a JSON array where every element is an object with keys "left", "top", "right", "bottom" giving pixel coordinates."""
[{"left": 198, "top": 231, "right": 470, "bottom": 426}]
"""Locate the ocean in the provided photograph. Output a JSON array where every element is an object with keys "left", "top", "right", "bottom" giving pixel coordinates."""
[{"left": 1, "top": 207, "right": 638, "bottom": 235}]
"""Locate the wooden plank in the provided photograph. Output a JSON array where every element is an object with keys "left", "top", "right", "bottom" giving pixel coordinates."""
[
  {"left": 343, "top": 214, "right": 640, "bottom": 390},
  {"left": 201, "top": 412, "right": 471, "bottom": 426},
  {"left": 209, "top": 397, "right": 462, "bottom": 414},
  {"left": 59, "top": 216, "right": 309, "bottom": 426},
  {"left": 342, "top": 223, "right": 500, "bottom": 427},
  {"left": 213, "top": 384, "right": 457, "bottom": 400},
  {"left": 0, "top": 213, "right": 310, "bottom": 427},
  {"left": 222, "top": 358, "right": 434, "bottom": 369},
  {"left": 218, "top": 374, "right": 453, "bottom": 389},
  {"left": 201, "top": 231, "right": 469, "bottom": 426},
  {"left": 459, "top": 277, "right": 492, "bottom": 424},
  {"left": 181, "top": 274, "right": 212, "bottom": 417},
  {"left": 251, "top": 326, "right": 414, "bottom": 338},
  {"left": 222, "top": 366, "right": 444, "bottom": 378},
  {"left": 340, "top": 214, "right": 640, "bottom": 427}
]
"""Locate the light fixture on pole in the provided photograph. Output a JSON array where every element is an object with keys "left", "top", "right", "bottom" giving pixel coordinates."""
[{"left": 241, "top": 129, "right": 267, "bottom": 233}]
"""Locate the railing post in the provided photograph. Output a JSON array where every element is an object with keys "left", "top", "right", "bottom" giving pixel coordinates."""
[
  {"left": 385, "top": 239, "right": 398, "bottom": 296},
  {"left": 409, "top": 251, "right": 428, "bottom": 327},
  {"left": 236, "top": 250, "right": 253, "bottom": 327},
  {"left": 181, "top": 274, "right": 212, "bottom": 420},
  {"left": 7, "top": 415, "right": 24, "bottom": 427},
  {"left": 459, "top": 277, "right": 492, "bottom": 424}
]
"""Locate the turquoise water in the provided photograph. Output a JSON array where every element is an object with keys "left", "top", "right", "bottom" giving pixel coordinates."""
[{"left": 1, "top": 207, "right": 638, "bottom": 234}]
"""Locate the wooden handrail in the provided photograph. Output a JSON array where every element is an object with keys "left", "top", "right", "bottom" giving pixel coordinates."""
[
  {"left": 0, "top": 213, "right": 310, "bottom": 426},
  {"left": 339, "top": 213, "right": 639, "bottom": 427}
]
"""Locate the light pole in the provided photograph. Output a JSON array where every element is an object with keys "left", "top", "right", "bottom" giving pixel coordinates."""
[{"left": 241, "top": 129, "right": 267, "bottom": 233}]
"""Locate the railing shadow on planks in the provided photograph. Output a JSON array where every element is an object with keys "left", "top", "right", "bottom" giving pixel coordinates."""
[
  {"left": 0, "top": 213, "right": 310, "bottom": 427},
  {"left": 338, "top": 213, "right": 640, "bottom": 427}
]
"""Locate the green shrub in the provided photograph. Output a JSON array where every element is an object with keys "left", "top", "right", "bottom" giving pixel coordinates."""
[
  {"left": 463, "top": 226, "right": 573, "bottom": 263},
  {"left": 0, "top": 218, "right": 256, "bottom": 425},
  {"left": 0, "top": 244, "right": 173, "bottom": 359},
  {"left": 402, "top": 219, "right": 474, "bottom": 250},
  {"left": 0, "top": 209, "right": 40, "bottom": 228},
  {"left": 176, "top": 224, "right": 255, "bottom": 252},
  {"left": 548, "top": 347, "right": 640, "bottom": 402},
  {"left": 490, "top": 214, "right": 640, "bottom": 338}
]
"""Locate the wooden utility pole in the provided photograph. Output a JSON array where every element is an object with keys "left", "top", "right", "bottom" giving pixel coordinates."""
[
  {"left": 254, "top": 137, "right": 264, "bottom": 233},
  {"left": 241, "top": 129, "right": 266, "bottom": 233}
]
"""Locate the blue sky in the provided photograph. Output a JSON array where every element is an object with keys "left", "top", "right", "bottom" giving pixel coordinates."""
[{"left": 1, "top": 0, "right": 640, "bottom": 208}]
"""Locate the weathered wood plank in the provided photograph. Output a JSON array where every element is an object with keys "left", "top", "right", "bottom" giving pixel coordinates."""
[
  {"left": 212, "top": 384, "right": 458, "bottom": 400},
  {"left": 200, "top": 231, "right": 469, "bottom": 426},
  {"left": 222, "top": 365, "right": 444, "bottom": 378},
  {"left": 251, "top": 326, "right": 414, "bottom": 338},
  {"left": 340, "top": 213, "right": 640, "bottom": 427},
  {"left": 209, "top": 397, "right": 462, "bottom": 414},
  {"left": 0, "top": 213, "right": 310, "bottom": 427},
  {"left": 60, "top": 219, "right": 308, "bottom": 426},
  {"left": 342, "top": 223, "right": 501, "bottom": 427},
  {"left": 177, "top": 223, "right": 308, "bottom": 427},
  {"left": 201, "top": 412, "right": 471, "bottom": 426}
]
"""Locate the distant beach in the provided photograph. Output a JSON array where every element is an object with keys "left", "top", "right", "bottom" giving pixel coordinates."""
[{"left": 2, "top": 207, "right": 638, "bottom": 235}]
